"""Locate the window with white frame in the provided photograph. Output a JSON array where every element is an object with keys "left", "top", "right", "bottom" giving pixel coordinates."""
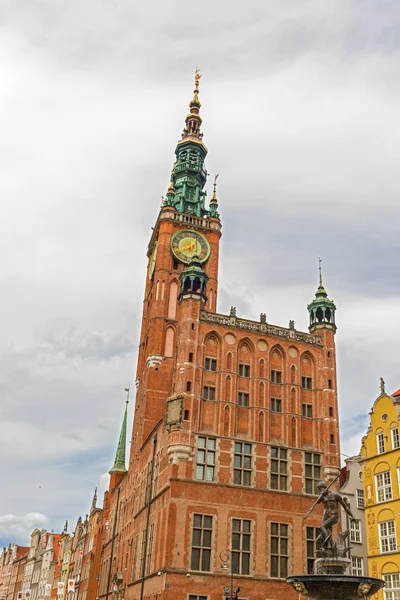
[
  {"left": 350, "top": 519, "right": 362, "bottom": 543},
  {"left": 379, "top": 520, "right": 397, "bottom": 553},
  {"left": 377, "top": 432, "right": 386, "bottom": 454},
  {"left": 351, "top": 557, "right": 363, "bottom": 576},
  {"left": 195, "top": 437, "right": 216, "bottom": 482},
  {"left": 383, "top": 573, "right": 400, "bottom": 600},
  {"left": 376, "top": 471, "right": 392, "bottom": 503},
  {"left": 357, "top": 489, "right": 365, "bottom": 509},
  {"left": 392, "top": 428, "right": 400, "bottom": 450}
]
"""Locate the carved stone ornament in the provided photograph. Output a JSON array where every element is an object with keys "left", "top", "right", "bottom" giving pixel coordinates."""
[
  {"left": 292, "top": 581, "right": 309, "bottom": 595},
  {"left": 166, "top": 394, "right": 184, "bottom": 431},
  {"left": 357, "top": 582, "right": 373, "bottom": 596}
]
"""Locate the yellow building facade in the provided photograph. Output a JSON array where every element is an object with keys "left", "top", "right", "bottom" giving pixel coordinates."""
[{"left": 361, "top": 386, "right": 400, "bottom": 600}]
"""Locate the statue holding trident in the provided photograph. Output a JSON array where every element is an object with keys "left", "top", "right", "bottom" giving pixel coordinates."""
[{"left": 304, "top": 476, "right": 355, "bottom": 557}]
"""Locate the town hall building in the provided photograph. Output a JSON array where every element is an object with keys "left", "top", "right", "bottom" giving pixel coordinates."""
[{"left": 97, "top": 71, "right": 341, "bottom": 600}]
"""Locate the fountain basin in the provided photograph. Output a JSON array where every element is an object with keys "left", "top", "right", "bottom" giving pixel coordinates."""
[{"left": 286, "top": 574, "right": 384, "bottom": 600}]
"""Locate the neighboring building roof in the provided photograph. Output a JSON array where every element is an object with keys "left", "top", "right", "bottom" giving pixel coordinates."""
[
  {"left": 340, "top": 466, "right": 347, "bottom": 488},
  {"left": 392, "top": 388, "right": 400, "bottom": 398}
]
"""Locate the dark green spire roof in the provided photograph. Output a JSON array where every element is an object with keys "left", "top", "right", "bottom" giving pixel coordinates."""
[
  {"left": 109, "top": 401, "right": 128, "bottom": 475},
  {"left": 162, "top": 70, "right": 220, "bottom": 221},
  {"left": 307, "top": 259, "right": 337, "bottom": 332}
]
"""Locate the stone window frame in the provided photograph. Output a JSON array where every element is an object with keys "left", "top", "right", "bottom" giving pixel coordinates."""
[
  {"left": 231, "top": 518, "right": 252, "bottom": 575},
  {"left": 304, "top": 452, "right": 322, "bottom": 495},
  {"left": 195, "top": 436, "right": 217, "bottom": 482},
  {"left": 269, "top": 522, "right": 289, "bottom": 579},
  {"left": 270, "top": 447, "right": 288, "bottom": 491},
  {"left": 233, "top": 441, "right": 252, "bottom": 487},
  {"left": 190, "top": 514, "right": 213, "bottom": 572}
]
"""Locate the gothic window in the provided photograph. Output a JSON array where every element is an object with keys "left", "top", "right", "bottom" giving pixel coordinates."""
[
  {"left": 259, "top": 358, "right": 265, "bottom": 378},
  {"left": 155, "top": 280, "right": 160, "bottom": 300},
  {"left": 161, "top": 280, "right": 165, "bottom": 300},
  {"left": 227, "top": 352, "right": 233, "bottom": 371},
  {"left": 290, "top": 388, "right": 296, "bottom": 413},
  {"left": 167, "top": 281, "right": 178, "bottom": 318},
  {"left": 164, "top": 327, "right": 174, "bottom": 357},
  {"left": 226, "top": 376, "right": 232, "bottom": 402},
  {"left": 224, "top": 405, "right": 230, "bottom": 436},
  {"left": 258, "top": 412, "right": 264, "bottom": 442},
  {"left": 291, "top": 417, "right": 296, "bottom": 447},
  {"left": 290, "top": 365, "right": 296, "bottom": 383},
  {"left": 259, "top": 382, "right": 265, "bottom": 406}
]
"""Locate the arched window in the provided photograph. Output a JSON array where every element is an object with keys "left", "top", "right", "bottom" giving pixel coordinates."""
[
  {"left": 259, "top": 359, "right": 265, "bottom": 379},
  {"left": 224, "top": 406, "right": 230, "bottom": 437},
  {"left": 290, "top": 388, "right": 296, "bottom": 413},
  {"left": 226, "top": 376, "right": 232, "bottom": 402},
  {"left": 155, "top": 280, "right": 160, "bottom": 301},
  {"left": 167, "top": 281, "right": 178, "bottom": 319},
  {"left": 291, "top": 417, "right": 296, "bottom": 447},
  {"left": 291, "top": 365, "right": 296, "bottom": 384},
  {"left": 164, "top": 327, "right": 174, "bottom": 357},
  {"left": 258, "top": 412, "right": 265, "bottom": 442},
  {"left": 161, "top": 280, "right": 165, "bottom": 300},
  {"left": 209, "top": 289, "right": 214, "bottom": 311},
  {"left": 227, "top": 352, "right": 233, "bottom": 371},
  {"left": 259, "top": 382, "right": 265, "bottom": 406}
]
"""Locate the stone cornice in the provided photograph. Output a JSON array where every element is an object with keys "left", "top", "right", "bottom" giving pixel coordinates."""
[{"left": 200, "top": 311, "right": 322, "bottom": 346}]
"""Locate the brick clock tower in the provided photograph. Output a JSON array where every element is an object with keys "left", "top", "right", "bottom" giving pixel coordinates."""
[{"left": 99, "top": 72, "right": 341, "bottom": 600}]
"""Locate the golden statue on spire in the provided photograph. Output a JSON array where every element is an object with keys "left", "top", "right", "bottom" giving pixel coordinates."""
[{"left": 195, "top": 66, "right": 202, "bottom": 90}]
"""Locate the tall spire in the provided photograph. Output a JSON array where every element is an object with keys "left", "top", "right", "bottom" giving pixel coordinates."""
[
  {"left": 209, "top": 173, "right": 219, "bottom": 218},
  {"left": 90, "top": 487, "right": 98, "bottom": 514},
  {"left": 109, "top": 399, "right": 128, "bottom": 475},
  {"left": 161, "top": 69, "right": 220, "bottom": 220}
]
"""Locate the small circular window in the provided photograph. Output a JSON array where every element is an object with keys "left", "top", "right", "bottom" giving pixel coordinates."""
[{"left": 382, "top": 414, "right": 388, "bottom": 422}]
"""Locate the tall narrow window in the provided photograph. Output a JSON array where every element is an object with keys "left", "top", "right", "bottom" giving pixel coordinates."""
[
  {"left": 186, "top": 381, "right": 192, "bottom": 392},
  {"left": 238, "top": 392, "right": 249, "bottom": 407},
  {"left": 167, "top": 281, "right": 178, "bottom": 319},
  {"left": 191, "top": 515, "right": 212, "bottom": 571},
  {"left": 350, "top": 520, "right": 362, "bottom": 543},
  {"left": 152, "top": 451, "right": 160, "bottom": 497},
  {"left": 383, "top": 573, "right": 400, "bottom": 600},
  {"left": 306, "top": 527, "right": 319, "bottom": 574},
  {"left": 270, "top": 523, "right": 289, "bottom": 579},
  {"left": 164, "top": 327, "right": 174, "bottom": 357},
  {"left": 234, "top": 442, "right": 252, "bottom": 486},
  {"left": 232, "top": 519, "right": 251, "bottom": 575},
  {"left": 356, "top": 489, "right": 364, "bottom": 509},
  {"left": 238, "top": 364, "right": 250, "bottom": 377},
  {"left": 376, "top": 471, "right": 392, "bottom": 502},
  {"left": 329, "top": 407, "right": 334, "bottom": 417},
  {"left": 377, "top": 432, "right": 385, "bottom": 454},
  {"left": 305, "top": 453, "right": 321, "bottom": 494},
  {"left": 351, "top": 557, "right": 363, "bottom": 576},
  {"left": 139, "top": 529, "right": 147, "bottom": 578},
  {"left": 145, "top": 524, "right": 155, "bottom": 575},
  {"left": 392, "top": 428, "right": 400, "bottom": 450},
  {"left": 271, "top": 370, "right": 282, "bottom": 384},
  {"left": 270, "top": 447, "right": 288, "bottom": 491},
  {"left": 196, "top": 437, "right": 216, "bottom": 481},
  {"left": 379, "top": 520, "right": 396, "bottom": 553},
  {"left": 290, "top": 365, "right": 295, "bottom": 383}
]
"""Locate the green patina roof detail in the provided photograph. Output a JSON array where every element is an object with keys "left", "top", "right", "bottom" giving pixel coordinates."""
[
  {"left": 162, "top": 70, "right": 220, "bottom": 220},
  {"left": 307, "top": 259, "right": 337, "bottom": 331},
  {"left": 109, "top": 401, "right": 128, "bottom": 474}
]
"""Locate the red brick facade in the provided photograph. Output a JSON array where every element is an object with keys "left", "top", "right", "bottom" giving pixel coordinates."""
[{"left": 97, "top": 190, "right": 341, "bottom": 600}]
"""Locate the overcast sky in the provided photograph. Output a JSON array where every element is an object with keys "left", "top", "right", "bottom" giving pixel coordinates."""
[{"left": 1, "top": 0, "right": 399, "bottom": 546}]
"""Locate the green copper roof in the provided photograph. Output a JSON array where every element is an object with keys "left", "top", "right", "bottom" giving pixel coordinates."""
[
  {"left": 307, "top": 260, "right": 336, "bottom": 331},
  {"left": 162, "top": 70, "right": 220, "bottom": 220},
  {"left": 109, "top": 401, "right": 128, "bottom": 474}
]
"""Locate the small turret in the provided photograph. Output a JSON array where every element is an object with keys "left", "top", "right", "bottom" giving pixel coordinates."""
[
  {"left": 307, "top": 259, "right": 336, "bottom": 332},
  {"left": 90, "top": 487, "right": 98, "bottom": 514}
]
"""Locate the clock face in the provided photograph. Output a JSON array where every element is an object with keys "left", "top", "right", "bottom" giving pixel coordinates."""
[
  {"left": 148, "top": 242, "right": 157, "bottom": 280},
  {"left": 171, "top": 230, "right": 210, "bottom": 264}
]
